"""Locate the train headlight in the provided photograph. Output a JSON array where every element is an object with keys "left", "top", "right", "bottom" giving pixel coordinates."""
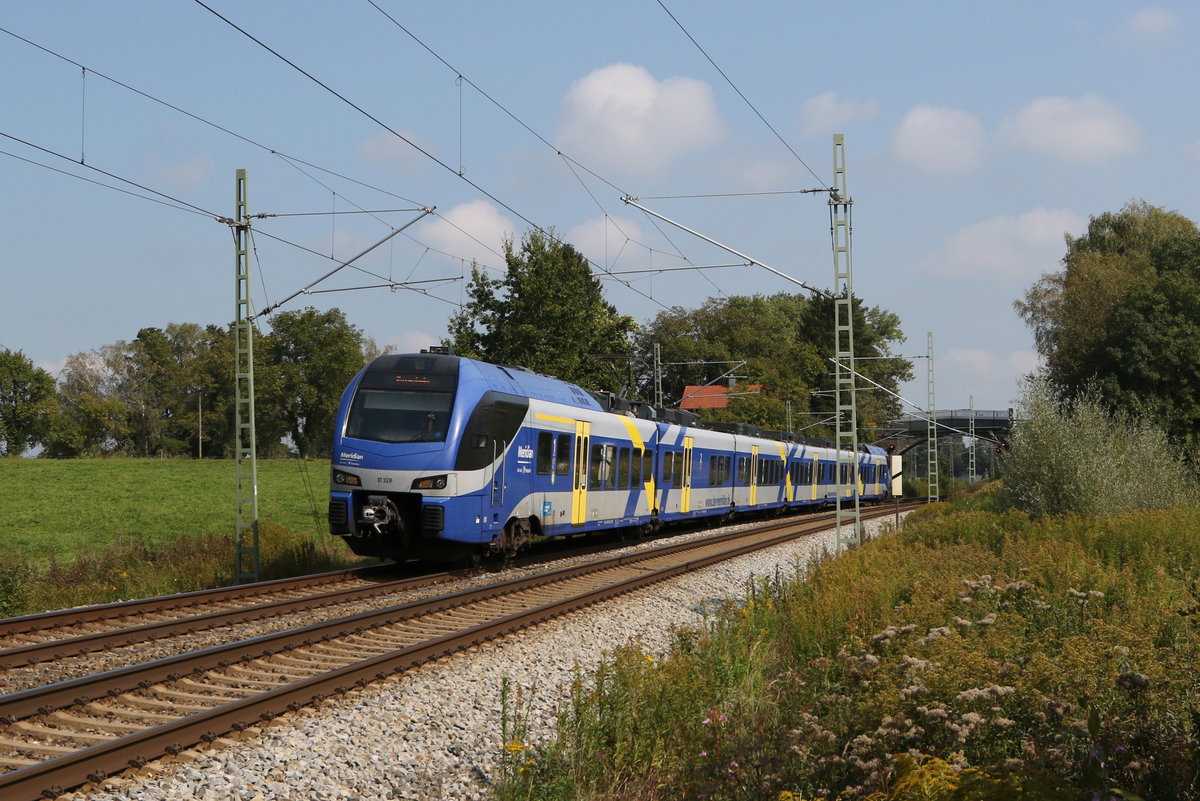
[
  {"left": 332, "top": 469, "right": 362, "bottom": 487},
  {"left": 412, "top": 474, "right": 448, "bottom": 490}
]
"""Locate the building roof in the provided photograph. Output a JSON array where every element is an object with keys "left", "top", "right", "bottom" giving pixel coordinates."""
[{"left": 678, "top": 384, "right": 762, "bottom": 410}]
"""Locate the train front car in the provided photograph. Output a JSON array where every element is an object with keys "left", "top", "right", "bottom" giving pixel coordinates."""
[
  {"left": 327, "top": 352, "right": 616, "bottom": 563},
  {"left": 327, "top": 352, "right": 465, "bottom": 561}
]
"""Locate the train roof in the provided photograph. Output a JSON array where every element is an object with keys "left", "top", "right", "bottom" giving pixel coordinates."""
[{"left": 378, "top": 351, "right": 890, "bottom": 453}]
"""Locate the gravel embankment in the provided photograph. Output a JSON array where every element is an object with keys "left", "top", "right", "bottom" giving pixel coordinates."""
[{"left": 63, "top": 515, "right": 903, "bottom": 801}]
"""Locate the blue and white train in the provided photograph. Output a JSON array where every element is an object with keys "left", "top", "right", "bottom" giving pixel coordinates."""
[{"left": 327, "top": 351, "right": 896, "bottom": 562}]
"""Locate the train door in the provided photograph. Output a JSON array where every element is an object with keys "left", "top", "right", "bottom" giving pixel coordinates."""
[
  {"left": 749, "top": 445, "right": 759, "bottom": 506},
  {"left": 681, "top": 436, "right": 694, "bottom": 514},
  {"left": 572, "top": 420, "right": 590, "bottom": 525}
]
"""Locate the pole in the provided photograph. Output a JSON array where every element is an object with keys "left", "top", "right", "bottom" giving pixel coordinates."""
[
  {"left": 830, "top": 134, "right": 861, "bottom": 549},
  {"left": 233, "top": 169, "right": 260, "bottom": 583}
]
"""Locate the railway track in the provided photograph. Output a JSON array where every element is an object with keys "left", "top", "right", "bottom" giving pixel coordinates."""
[{"left": 0, "top": 503, "right": 909, "bottom": 800}]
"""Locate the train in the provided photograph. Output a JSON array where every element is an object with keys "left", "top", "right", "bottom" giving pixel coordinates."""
[{"left": 327, "top": 350, "right": 898, "bottom": 563}]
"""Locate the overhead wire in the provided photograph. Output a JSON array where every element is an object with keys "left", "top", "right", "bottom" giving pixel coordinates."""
[
  {"left": 0, "top": 24, "right": 494, "bottom": 307},
  {"left": 653, "top": 0, "right": 830, "bottom": 188}
]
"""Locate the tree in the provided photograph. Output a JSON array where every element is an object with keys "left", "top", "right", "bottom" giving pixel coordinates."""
[
  {"left": 446, "top": 230, "right": 637, "bottom": 390},
  {"left": 1015, "top": 201, "right": 1200, "bottom": 445},
  {"left": 263, "top": 307, "right": 370, "bottom": 457},
  {"left": 1015, "top": 200, "right": 1197, "bottom": 398},
  {"left": 0, "top": 348, "right": 57, "bottom": 456},
  {"left": 636, "top": 293, "right": 912, "bottom": 439}
]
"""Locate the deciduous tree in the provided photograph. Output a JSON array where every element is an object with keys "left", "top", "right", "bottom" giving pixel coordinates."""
[
  {"left": 262, "top": 307, "right": 370, "bottom": 457},
  {"left": 0, "top": 348, "right": 57, "bottom": 457},
  {"left": 446, "top": 230, "right": 637, "bottom": 390}
]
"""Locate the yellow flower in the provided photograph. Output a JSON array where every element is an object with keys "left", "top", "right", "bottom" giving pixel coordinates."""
[
  {"left": 504, "top": 738, "right": 526, "bottom": 753},
  {"left": 644, "top": 653, "right": 655, "bottom": 664}
]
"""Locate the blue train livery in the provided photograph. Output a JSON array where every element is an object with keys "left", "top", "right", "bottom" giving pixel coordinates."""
[{"left": 328, "top": 351, "right": 893, "bottom": 562}]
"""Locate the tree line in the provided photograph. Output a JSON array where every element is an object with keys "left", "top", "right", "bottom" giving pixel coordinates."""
[
  {"left": 0, "top": 307, "right": 373, "bottom": 459},
  {"left": 3, "top": 230, "right": 923, "bottom": 459}
]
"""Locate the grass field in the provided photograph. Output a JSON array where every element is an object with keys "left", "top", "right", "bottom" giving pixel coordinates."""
[
  {"left": 0, "top": 458, "right": 334, "bottom": 564},
  {"left": 0, "top": 458, "right": 363, "bottom": 615}
]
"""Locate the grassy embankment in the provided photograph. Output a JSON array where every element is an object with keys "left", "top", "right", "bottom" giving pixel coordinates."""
[
  {"left": 0, "top": 458, "right": 367, "bottom": 616},
  {"left": 495, "top": 488, "right": 1200, "bottom": 801}
]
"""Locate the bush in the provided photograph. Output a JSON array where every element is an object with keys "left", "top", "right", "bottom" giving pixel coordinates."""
[{"left": 1002, "top": 376, "right": 1196, "bottom": 517}]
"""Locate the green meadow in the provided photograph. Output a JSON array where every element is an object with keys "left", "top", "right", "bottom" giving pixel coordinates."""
[{"left": 0, "top": 458, "right": 363, "bottom": 615}]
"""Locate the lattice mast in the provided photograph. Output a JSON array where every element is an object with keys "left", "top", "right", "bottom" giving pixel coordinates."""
[
  {"left": 926, "top": 331, "right": 939, "bottom": 503},
  {"left": 233, "top": 169, "right": 260, "bottom": 583},
  {"left": 830, "top": 135, "right": 861, "bottom": 548},
  {"left": 968, "top": 394, "right": 977, "bottom": 483}
]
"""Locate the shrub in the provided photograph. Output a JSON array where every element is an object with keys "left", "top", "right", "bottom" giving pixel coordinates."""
[{"left": 1002, "top": 376, "right": 1196, "bottom": 517}]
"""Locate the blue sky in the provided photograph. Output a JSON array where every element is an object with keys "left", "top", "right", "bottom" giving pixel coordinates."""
[{"left": 2, "top": 1, "right": 1196, "bottom": 414}]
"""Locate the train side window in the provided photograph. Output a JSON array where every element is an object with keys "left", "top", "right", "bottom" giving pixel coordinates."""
[
  {"left": 618, "top": 447, "right": 631, "bottom": 489},
  {"left": 555, "top": 434, "right": 571, "bottom": 476},
  {"left": 537, "top": 432, "right": 553, "bottom": 475},
  {"left": 662, "top": 450, "right": 673, "bottom": 485},
  {"left": 737, "top": 456, "right": 747, "bottom": 485},
  {"left": 605, "top": 445, "right": 617, "bottom": 489},
  {"left": 589, "top": 443, "right": 604, "bottom": 489},
  {"left": 643, "top": 450, "right": 654, "bottom": 484},
  {"left": 632, "top": 447, "right": 643, "bottom": 486}
]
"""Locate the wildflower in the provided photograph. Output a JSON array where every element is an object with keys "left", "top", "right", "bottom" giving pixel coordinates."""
[
  {"left": 644, "top": 654, "right": 655, "bottom": 665},
  {"left": 503, "top": 738, "right": 526, "bottom": 753},
  {"left": 699, "top": 750, "right": 708, "bottom": 757}
]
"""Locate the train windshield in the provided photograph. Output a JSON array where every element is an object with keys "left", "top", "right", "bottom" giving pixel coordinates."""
[{"left": 345, "top": 388, "right": 453, "bottom": 443}]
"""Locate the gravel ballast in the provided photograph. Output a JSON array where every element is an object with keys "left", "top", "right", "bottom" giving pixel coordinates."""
[{"left": 64, "top": 516, "right": 903, "bottom": 801}]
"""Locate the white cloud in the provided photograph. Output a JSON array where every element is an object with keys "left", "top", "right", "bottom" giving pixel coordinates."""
[
  {"left": 153, "top": 155, "right": 213, "bottom": 190},
  {"left": 799, "top": 92, "right": 878, "bottom": 136},
  {"left": 414, "top": 200, "right": 515, "bottom": 270},
  {"left": 382, "top": 329, "right": 439, "bottom": 355},
  {"left": 35, "top": 357, "right": 68, "bottom": 378},
  {"left": 360, "top": 130, "right": 437, "bottom": 174},
  {"left": 891, "top": 106, "right": 985, "bottom": 174},
  {"left": 1001, "top": 94, "right": 1142, "bottom": 163},
  {"left": 912, "top": 208, "right": 1086, "bottom": 283},
  {"left": 556, "top": 63, "right": 723, "bottom": 176},
  {"left": 1121, "top": 7, "right": 1179, "bottom": 43},
  {"left": 942, "top": 348, "right": 1040, "bottom": 408},
  {"left": 565, "top": 216, "right": 647, "bottom": 269},
  {"left": 946, "top": 348, "right": 992, "bottom": 375}
]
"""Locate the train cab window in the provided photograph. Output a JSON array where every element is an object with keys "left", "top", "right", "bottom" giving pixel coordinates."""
[
  {"left": 346, "top": 388, "right": 454, "bottom": 444},
  {"left": 632, "top": 448, "right": 643, "bottom": 486},
  {"left": 589, "top": 443, "right": 604, "bottom": 489},
  {"left": 555, "top": 434, "right": 571, "bottom": 476},
  {"left": 537, "top": 432, "right": 553, "bottom": 475}
]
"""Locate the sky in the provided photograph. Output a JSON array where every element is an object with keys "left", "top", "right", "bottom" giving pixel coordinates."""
[{"left": 2, "top": 1, "right": 1197, "bottom": 415}]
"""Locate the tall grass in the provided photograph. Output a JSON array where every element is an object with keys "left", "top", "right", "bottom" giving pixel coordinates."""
[{"left": 494, "top": 493, "right": 1200, "bottom": 800}]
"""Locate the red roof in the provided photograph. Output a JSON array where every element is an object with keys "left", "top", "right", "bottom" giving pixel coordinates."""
[{"left": 679, "top": 384, "right": 762, "bottom": 410}]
